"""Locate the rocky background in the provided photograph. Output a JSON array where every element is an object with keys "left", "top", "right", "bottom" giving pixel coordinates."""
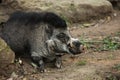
[{"left": 0, "top": 0, "right": 114, "bottom": 22}]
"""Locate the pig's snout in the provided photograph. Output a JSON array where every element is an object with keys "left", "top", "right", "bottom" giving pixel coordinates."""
[
  {"left": 72, "top": 41, "right": 81, "bottom": 47},
  {"left": 68, "top": 40, "right": 84, "bottom": 54}
]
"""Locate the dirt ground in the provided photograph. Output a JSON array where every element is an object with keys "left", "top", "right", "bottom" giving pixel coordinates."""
[{"left": 0, "top": 10, "right": 120, "bottom": 80}]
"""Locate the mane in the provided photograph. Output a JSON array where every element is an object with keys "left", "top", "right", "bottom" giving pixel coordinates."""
[{"left": 7, "top": 11, "right": 67, "bottom": 29}]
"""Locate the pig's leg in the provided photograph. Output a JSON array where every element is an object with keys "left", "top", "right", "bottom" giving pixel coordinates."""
[
  {"left": 30, "top": 37, "right": 46, "bottom": 72},
  {"left": 55, "top": 55, "right": 62, "bottom": 69},
  {"left": 31, "top": 53, "right": 45, "bottom": 72}
]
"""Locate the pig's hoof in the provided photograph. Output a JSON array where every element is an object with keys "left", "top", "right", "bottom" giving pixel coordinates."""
[
  {"left": 55, "top": 62, "right": 62, "bottom": 69},
  {"left": 38, "top": 67, "right": 46, "bottom": 73}
]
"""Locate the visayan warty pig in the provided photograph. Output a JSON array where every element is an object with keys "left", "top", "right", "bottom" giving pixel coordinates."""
[{"left": 0, "top": 11, "right": 84, "bottom": 72}]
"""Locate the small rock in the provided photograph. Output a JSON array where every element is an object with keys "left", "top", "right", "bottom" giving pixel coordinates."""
[
  {"left": 23, "top": 77, "right": 27, "bottom": 80},
  {"left": 113, "top": 13, "right": 117, "bottom": 17},
  {"left": 7, "top": 78, "right": 13, "bottom": 80},
  {"left": 10, "top": 72, "right": 18, "bottom": 78},
  {"left": 82, "top": 23, "right": 96, "bottom": 28},
  {"left": 107, "top": 16, "right": 111, "bottom": 22},
  {"left": 18, "top": 58, "right": 23, "bottom": 65}
]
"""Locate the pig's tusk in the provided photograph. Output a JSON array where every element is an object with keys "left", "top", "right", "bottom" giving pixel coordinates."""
[{"left": 70, "top": 42, "right": 73, "bottom": 48}]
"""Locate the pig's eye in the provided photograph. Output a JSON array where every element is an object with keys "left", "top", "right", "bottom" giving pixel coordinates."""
[
  {"left": 57, "top": 33, "right": 65, "bottom": 38},
  {"left": 56, "top": 33, "right": 70, "bottom": 43}
]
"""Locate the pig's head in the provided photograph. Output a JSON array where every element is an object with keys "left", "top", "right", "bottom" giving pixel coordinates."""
[{"left": 46, "top": 27, "right": 84, "bottom": 55}]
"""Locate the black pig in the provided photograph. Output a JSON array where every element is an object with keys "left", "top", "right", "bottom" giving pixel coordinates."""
[{"left": 0, "top": 11, "right": 84, "bottom": 72}]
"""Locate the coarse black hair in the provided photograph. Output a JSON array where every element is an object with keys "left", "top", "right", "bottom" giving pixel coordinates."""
[{"left": 7, "top": 11, "right": 67, "bottom": 29}]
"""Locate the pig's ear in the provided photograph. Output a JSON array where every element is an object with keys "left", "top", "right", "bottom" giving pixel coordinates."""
[
  {"left": 43, "top": 12, "right": 67, "bottom": 29},
  {"left": 45, "top": 24, "right": 54, "bottom": 36}
]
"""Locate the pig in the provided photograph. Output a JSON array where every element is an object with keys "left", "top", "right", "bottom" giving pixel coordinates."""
[{"left": 0, "top": 11, "right": 84, "bottom": 72}]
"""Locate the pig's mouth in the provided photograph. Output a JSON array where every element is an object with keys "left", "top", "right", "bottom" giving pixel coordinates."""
[{"left": 67, "top": 43, "right": 84, "bottom": 55}]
